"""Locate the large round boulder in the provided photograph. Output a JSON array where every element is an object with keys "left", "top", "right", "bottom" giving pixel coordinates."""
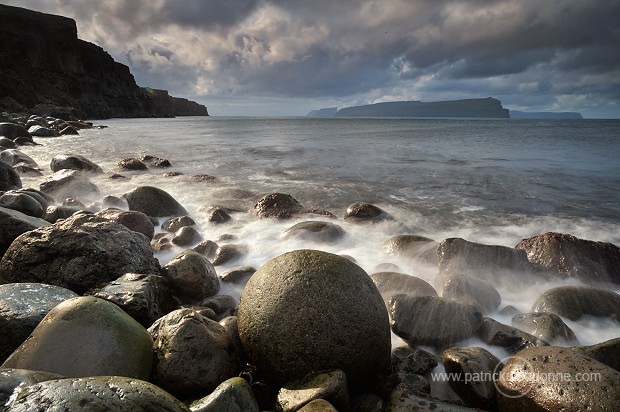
[
  {"left": 1, "top": 296, "right": 154, "bottom": 379},
  {"left": 0, "top": 206, "right": 49, "bottom": 256},
  {"left": 0, "top": 369, "right": 64, "bottom": 407},
  {"left": 162, "top": 250, "right": 220, "bottom": 303},
  {"left": 0, "top": 161, "right": 21, "bottom": 191},
  {"left": 50, "top": 154, "right": 104, "bottom": 174},
  {"left": 282, "top": 221, "right": 346, "bottom": 244},
  {"left": 0, "top": 212, "right": 161, "bottom": 294},
  {"left": 531, "top": 285, "right": 620, "bottom": 321},
  {"left": 39, "top": 169, "right": 100, "bottom": 201},
  {"left": 96, "top": 208, "right": 155, "bottom": 240},
  {"left": 383, "top": 234, "right": 438, "bottom": 264},
  {"left": 370, "top": 272, "right": 437, "bottom": 304},
  {"left": 0, "top": 192, "right": 44, "bottom": 218},
  {"left": 343, "top": 202, "right": 391, "bottom": 222},
  {"left": 0, "top": 123, "right": 31, "bottom": 141},
  {"left": 237, "top": 249, "right": 391, "bottom": 387},
  {"left": 123, "top": 186, "right": 188, "bottom": 217},
  {"left": 254, "top": 193, "right": 304, "bottom": 219},
  {"left": 0, "top": 150, "right": 38, "bottom": 168}
]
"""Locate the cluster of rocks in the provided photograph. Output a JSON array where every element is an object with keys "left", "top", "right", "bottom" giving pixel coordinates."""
[{"left": 1, "top": 119, "right": 620, "bottom": 411}]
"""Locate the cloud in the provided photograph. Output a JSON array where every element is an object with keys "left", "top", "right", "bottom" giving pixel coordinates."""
[{"left": 3, "top": 0, "right": 619, "bottom": 116}]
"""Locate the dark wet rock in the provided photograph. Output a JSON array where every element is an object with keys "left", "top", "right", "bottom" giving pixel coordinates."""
[
  {"left": 0, "top": 207, "right": 49, "bottom": 255},
  {"left": 391, "top": 346, "right": 438, "bottom": 375},
  {"left": 108, "top": 173, "right": 128, "bottom": 179},
  {"left": 141, "top": 155, "right": 171, "bottom": 168},
  {"left": 27, "top": 125, "right": 57, "bottom": 137},
  {"left": 4, "top": 376, "right": 190, "bottom": 412},
  {"left": 442, "top": 347, "right": 501, "bottom": 410},
  {"left": 12, "top": 165, "right": 42, "bottom": 177},
  {"left": 383, "top": 234, "right": 438, "bottom": 264},
  {"left": 297, "top": 399, "right": 339, "bottom": 412},
  {"left": 102, "top": 195, "right": 127, "bottom": 208},
  {"left": 96, "top": 208, "right": 154, "bottom": 240},
  {"left": 13, "top": 137, "right": 38, "bottom": 147},
  {"left": 572, "top": 338, "right": 620, "bottom": 372},
  {"left": 374, "top": 262, "right": 400, "bottom": 272},
  {"left": 351, "top": 394, "right": 384, "bottom": 412},
  {"left": 0, "top": 283, "right": 77, "bottom": 362},
  {"left": 220, "top": 265, "right": 256, "bottom": 284},
  {"left": 59, "top": 125, "right": 79, "bottom": 135},
  {"left": 123, "top": 185, "right": 188, "bottom": 217},
  {"left": 384, "top": 371, "right": 431, "bottom": 397},
  {"left": 0, "top": 161, "right": 21, "bottom": 191},
  {"left": 0, "top": 137, "right": 17, "bottom": 149},
  {"left": 0, "top": 192, "right": 44, "bottom": 218},
  {"left": 511, "top": 312, "right": 579, "bottom": 345},
  {"left": 498, "top": 305, "right": 520, "bottom": 317},
  {"left": 254, "top": 192, "right": 305, "bottom": 219},
  {"left": 531, "top": 285, "right": 620, "bottom": 321},
  {"left": 117, "top": 157, "right": 148, "bottom": 171},
  {"left": 42, "top": 205, "right": 80, "bottom": 223},
  {"left": 277, "top": 370, "right": 349, "bottom": 412},
  {"left": 437, "top": 237, "right": 533, "bottom": 286},
  {"left": 92, "top": 273, "right": 176, "bottom": 327},
  {"left": 385, "top": 390, "right": 478, "bottom": 411},
  {"left": 200, "top": 294, "right": 238, "bottom": 320},
  {"left": 194, "top": 239, "right": 219, "bottom": 259},
  {"left": 61, "top": 197, "right": 85, "bottom": 208},
  {"left": 2, "top": 296, "right": 154, "bottom": 379},
  {"left": 237, "top": 250, "right": 391, "bottom": 387},
  {"left": 516, "top": 231, "right": 620, "bottom": 285},
  {"left": 283, "top": 220, "right": 345, "bottom": 244},
  {"left": 477, "top": 317, "right": 548, "bottom": 354},
  {"left": 207, "top": 207, "right": 232, "bottom": 224},
  {"left": 219, "top": 316, "right": 244, "bottom": 359},
  {"left": 17, "top": 188, "right": 52, "bottom": 210},
  {"left": 389, "top": 294, "right": 483, "bottom": 347},
  {"left": 497, "top": 346, "right": 620, "bottom": 411},
  {"left": 190, "top": 174, "right": 218, "bottom": 182},
  {"left": 212, "top": 244, "right": 247, "bottom": 266},
  {"left": 0, "top": 212, "right": 160, "bottom": 294},
  {"left": 162, "top": 215, "right": 196, "bottom": 232},
  {"left": 0, "top": 123, "right": 31, "bottom": 140},
  {"left": 344, "top": 202, "right": 392, "bottom": 222},
  {"left": 190, "top": 377, "right": 259, "bottom": 412},
  {"left": 162, "top": 250, "right": 220, "bottom": 303},
  {"left": 216, "top": 233, "right": 237, "bottom": 242},
  {"left": 0, "top": 149, "right": 38, "bottom": 168},
  {"left": 39, "top": 169, "right": 100, "bottom": 200},
  {"left": 164, "top": 171, "right": 183, "bottom": 177},
  {"left": 0, "top": 368, "right": 64, "bottom": 407},
  {"left": 436, "top": 272, "right": 502, "bottom": 314},
  {"left": 50, "top": 153, "right": 103, "bottom": 173},
  {"left": 149, "top": 308, "right": 241, "bottom": 397},
  {"left": 371, "top": 272, "right": 437, "bottom": 303},
  {"left": 172, "top": 225, "right": 204, "bottom": 246}
]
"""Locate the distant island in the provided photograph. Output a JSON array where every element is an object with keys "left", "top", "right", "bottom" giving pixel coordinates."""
[
  {"left": 307, "top": 107, "right": 339, "bottom": 117},
  {"left": 509, "top": 111, "right": 583, "bottom": 119}
]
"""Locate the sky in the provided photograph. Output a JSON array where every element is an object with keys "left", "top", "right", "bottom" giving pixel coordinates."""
[{"left": 4, "top": 0, "right": 620, "bottom": 117}]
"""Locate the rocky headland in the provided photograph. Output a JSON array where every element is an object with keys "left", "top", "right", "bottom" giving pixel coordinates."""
[{"left": 0, "top": 4, "right": 208, "bottom": 119}]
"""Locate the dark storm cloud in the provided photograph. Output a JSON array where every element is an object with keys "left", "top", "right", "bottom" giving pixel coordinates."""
[{"left": 158, "top": 0, "right": 260, "bottom": 29}]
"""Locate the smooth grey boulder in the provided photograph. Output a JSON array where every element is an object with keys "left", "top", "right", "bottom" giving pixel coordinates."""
[
  {"left": 27, "top": 125, "right": 57, "bottom": 137},
  {"left": 0, "top": 192, "right": 44, "bottom": 218},
  {"left": 254, "top": 192, "right": 304, "bottom": 219},
  {"left": 162, "top": 215, "right": 196, "bottom": 232},
  {"left": 212, "top": 244, "right": 246, "bottom": 266},
  {"left": 42, "top": 205, "right": 80, "bottom": 223},
  {"left": 0, "top": 368, "right": 64, "bottom": 407},
  {"left": 0, "top": 283, "right": 77, "bottom": 362},
  {"left": 162, "top": 250, "right": 220, "bottom": 303},
  {"left": 220, "top": 265, "right": 256, "bottom": 285},
  {"left": 0, "top": 123, "right": 31, "bottom": 140},
  {"left": 117, "top": 157, "right": 148, "bottom": 171},
  {"left": 237, "top": 250, "right": 391, "bottom": 388},
  {"left": 516, "top": 231, "right": 620, "bottom": 285},
  {"left": 172, "top": 225, "right": 204, "bottom": 246},
  {"left": 383, "top": 234, "right": 438, "bottom": 264},
  {"left": 531, "top": 285, "right": 620, "bottom": 321},
  {"left": 201, "top": 294, "right": 238, "bottom": 320},
  {"left": 477, "top": 317, "right": 548, "bottom": 354},
  {"left": 282, "top": 221, "right": 345, "bottom": 244},
  {"left": 2, "top": 297, "right": 154, "bottom": 380},
  {"left": 442, "top": 347, "right": 501, "bottom": 410},
  {"left": 511, "top": 312, "right": 579, "bottom": 345},
  {"left": 190, "top": 377, "right": 259, "bottom": 412},
  {"left": 0, "top": 137, "right": 17, "bottom": 149},
  {"left": 207, "top": 207, "right": 232, "bottom": 224},
  {"left": 50, "top": 154, "right": 103, "bottom": 174},
  {"left": 96, "top": 208, "right": 155, "bottom": 240},
  {"left": 572, "top": 337, "right": 620, "bottom": 371},
  {"left": 277, "top": 370, "right": 349, "bottom": 412},
  {"left": 149, "top": 308, "right": 241, "bottom": 397},
  {"left": 389, "top": 294, "right": 483, "bottom": 347},
  {"left": 371, "top": 272, "right": 437, "bottom": 303},
  {"left": 0, "top": 160, "right": 21, "bottom": 191},
  {"left": 436, "top": 272, "right": 501, "bottom": 314},
  {"left": 0, "top": 206, "right": 49, "bottom": 255},
  {"left": 0, "top": 150, "right": 38, "bottom": 168},
  {"left": 92, "top": 273, "right": 176, "bottom": 327},
  {"left": 497, "top": 346, "right": 620, "bottom": 411},
  {"left": 343, "top": 202, "right": 391, "bottom": 222},
  {"left": 39, "top": 169, "right": 100, "bottom": 201},
  {"left": 0, "top": 212, "right": 161, "bottom": 294},
  {"left": 123, "top": 185, "right": 188, "bottom": 217},
  {"left": 5, "top": 376, "right": 190, "bottom": 412},
  {"left": 391, "top": 346, "right": 438, "bottom": 375}
]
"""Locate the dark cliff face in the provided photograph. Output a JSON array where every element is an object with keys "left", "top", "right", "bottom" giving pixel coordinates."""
[{"left": 0, "top": 4, "right": 208, "bottom": 119}]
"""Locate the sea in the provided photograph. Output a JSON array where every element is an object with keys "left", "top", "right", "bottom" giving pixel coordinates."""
[{"left": 19, "top": 117, "right": 620, "bottom": 371}]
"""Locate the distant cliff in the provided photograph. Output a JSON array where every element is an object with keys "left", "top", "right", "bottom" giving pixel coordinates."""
[
  {"left": 307, "top": 107, "right": 339, "bottom": 117},
  {"left": 509, "top": 110, "right": 583, "bottom": 119},
  {"left": 333, "top": 98, "right": 509, "bottom": 118},
  {"left": 0, "top": 4, "right": 208, "bottom": 119}
]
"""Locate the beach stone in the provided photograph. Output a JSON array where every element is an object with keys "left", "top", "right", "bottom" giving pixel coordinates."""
[
  {"left": 42, "top": 205, "right": 80, "bottom": 223},
  {"left": 254, "top": 192, "right": 304, "bottom": 218},
  {"left": 0, "top": 212, "right": 161, "bottom": 294},
  {"left": 511, "top": 312, "right": 579, "bottom": 345},
  {"left": 59, "top": 126, "right": 79, "bottom": 135},
  {"left": 123, "top": 185, "right": 188, "bottom": 217},
  {"left": 237, "top": 249, "right": 391, "bottom": 387},
  {"left": 207, "top": 207, "right": 232, "bottom": 224},
  {"left": 172, "top": 225, "right": 204, "bottom": 246},
  {"left": 191, "top": 174, "right": 217, "bottom": 182},
  {"left": 27, "top": 125, "right": 56, "bottom": 137},
  {"left": 391, "top": 346, "right": 438, "bottom": 375},
  {"left": 0, "top": 137, "right": 17, "bottom": 149},
  {"left": 141, "top": 155, "right": 171, "bottom": 168},
  {"left": 344, "top": 202, "right": 391, "bottom": 222},
  {"left": 0, "top": 369, "right": 64, "bottom": 407},
  {"left": 2, "top": 296, "right": 153, "bottom": 379},
  {"left": 0, "top": 283, "right": 77, "bottom": 362},
  {"left": 162, "top": 249, "right": 220, "bottom": 302},
  {"left": 531, "top": 285, "right": 620, "bottom": 320},
  {"left": 13, "top": 138, "right": 38, "bottom": 147},
  {"left": 277, "top": 370, "right": 349, "bottom": 412},
  {"left": 219, "top": 316, "right": 244, "bottom": 357},
  {"left": 92, "top": 273, "right": 176, "bottom": 327},
  {"left": 436, "top": 272, "right": 502, "bottom": 314},
  {"left": 149, "top": 308, "right": 241, "bottom": 397},
  {"left": 212, "top": 244, "right": 246, "bottom": 266},
  {"left": 0, "top": 149, "right": 37, "bottom": 168},
  {"left": 15, "top": 188, "right": 52, "bottom": 210},
  {"left": 117, "top": 157, "right": 148, "bottom": 171},
  {"left": 189, "top": 377, "right": 259, "bottom": 412},
  {"left": 62, "top": 198, "right": 85, "bottom": 208},
  {"left": 194, "top": 240, "right": 219, "bottom": 259},
  {"left": 0, "top": 207, "right": 49, "bottom": 256},
  {"left": 389, "top": 294, "right": 483, "bottom": 347},
  {"left": 516, "top": 231, "right": 620, "bottom": 285},
  {"left": 201, "top": 294, "right": 238, "bottom": 320},
  {"left": 497, "top": 346, "right": 620, "bottom": 411},
  {"left": 162, "top": 215, "right": 195, "bottom": 232},
  {"left": 350, "top": 394, "right": 384, "bottom": 412},
  {"left": 39, "top": 169, "right": 100, "bottom": 200},
  {"left": 385, "top": 390, "right": 478, "bottom": 411},
  {"left": 0, "top": 123, "right": 31, "bottom": 140},
  {"left": 383, "top": 234, "right": 438, "bottom": 264},
  {"left": 282, "top": 220, "right": 345, "bottom": 243},
  {"left": 371, "top": 272, "right": 437, "bottom": 303},
  {"left": 0, "top": 192, "right": 43, "bottom": 218},
  {"left": 50, "top": 154, "right": 103, "bottom": 174},
  {"left": 297, "top": 399, "right": 339, "bottom": 412},
  {"left": 498, "top": 305, "right": 521, "bottom": 317},
  {"left": 102, "top": 195, "right": 127, "bottom": 208},
  {"left": 384, "top": 371, "right": 431, "bottom": 397},
  {"left": 442, "top": 347, "right": 501, "bottom": 410},
  {"left": 4, "top": 376, "right": 190, "bottom": 412},
  {"left": 437, "top": 237, "right": 533, "bottom": 285},
  {"left": 477, "top": 317, "right": 548, "bottom": 354},
  {"left": 96, "top": 208, "right": 155, "bottom": 240},
  {"left": 0, "top": 161, "right": 21, "bottom": 191},
  {"left": 572, "top": 338, "right": 620, "bottom": 371},
  {"left": 220, "top": 265, "right": 256, "bottom": 284}
]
